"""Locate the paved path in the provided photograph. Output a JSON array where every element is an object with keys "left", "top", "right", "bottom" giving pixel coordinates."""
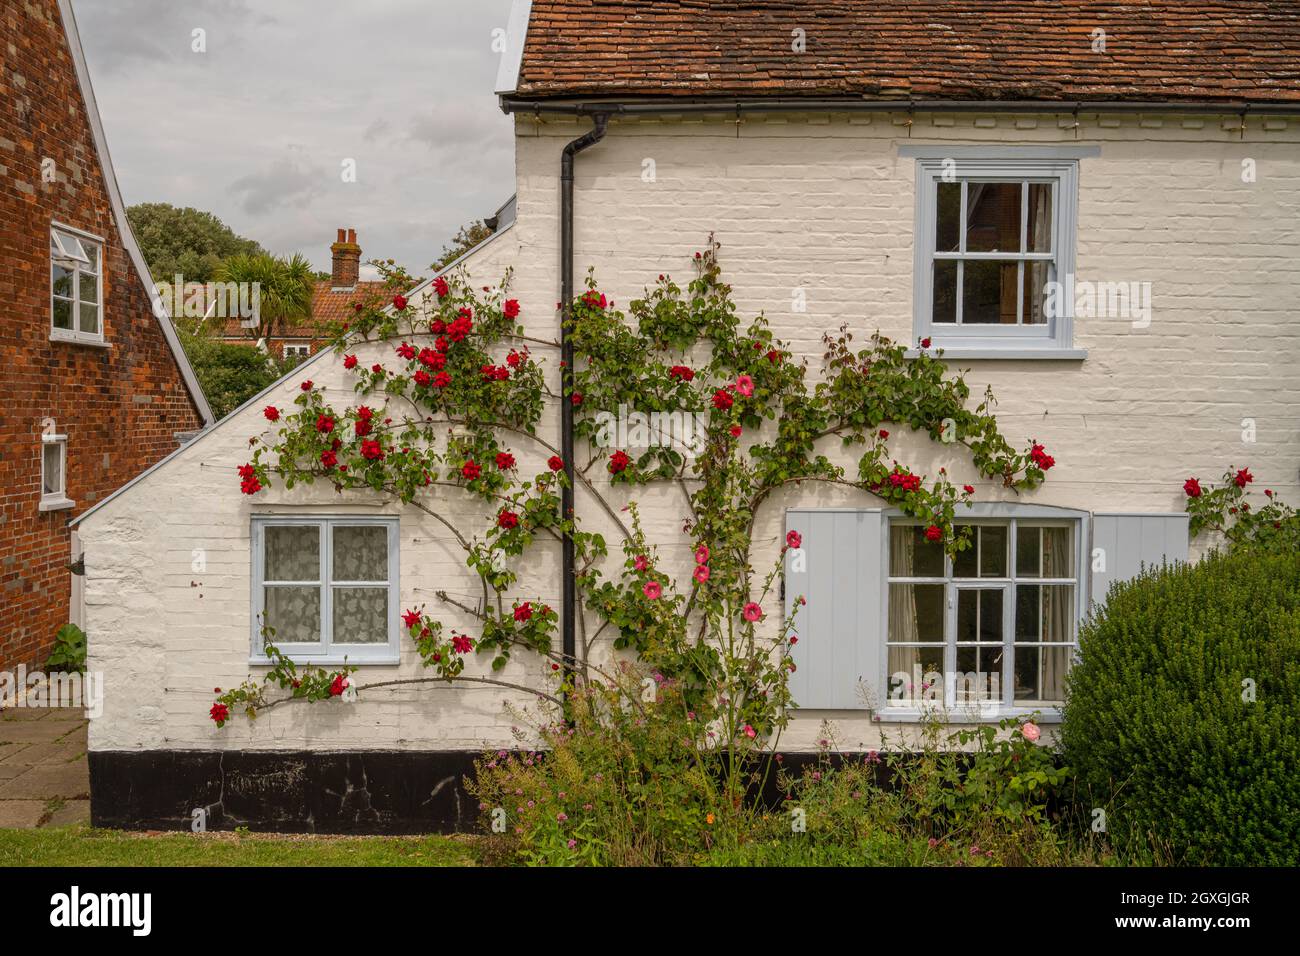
[{"left": 0, "top": 707, "right": 90, "bottom": 828}]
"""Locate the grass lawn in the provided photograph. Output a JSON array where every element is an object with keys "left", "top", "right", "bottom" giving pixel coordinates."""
[{"left": 0, "top": 825, "right": 482, "bottom": 867}]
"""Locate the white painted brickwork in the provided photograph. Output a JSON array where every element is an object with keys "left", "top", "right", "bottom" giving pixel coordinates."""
[{"left": 80, "top": 113, "right": 1300, "bottom": 753}]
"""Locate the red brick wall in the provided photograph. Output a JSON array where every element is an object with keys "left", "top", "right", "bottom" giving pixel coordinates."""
[{"left": 0, "top": 0, "right": 205, "bottom": 670}]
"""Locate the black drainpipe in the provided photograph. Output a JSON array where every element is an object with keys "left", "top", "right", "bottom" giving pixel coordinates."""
[{"left": 559, "top": 113, "right": 608, "bottom": 680}]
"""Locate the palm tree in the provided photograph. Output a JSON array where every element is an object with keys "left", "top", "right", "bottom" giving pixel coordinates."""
[{"left": 214, "top": 252, "right": 315, "bottom": 341}]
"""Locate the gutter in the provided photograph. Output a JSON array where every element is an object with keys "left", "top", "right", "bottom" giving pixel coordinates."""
[
  {"left": 559, "top": 114, "right": 608, "bottom": 680},
  {"left": 502, "top": 96, "right": 1300, "bottom": 117}
]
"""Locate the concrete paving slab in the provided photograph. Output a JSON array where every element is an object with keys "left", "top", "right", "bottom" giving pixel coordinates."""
[{"left": 0, "top": 800, "right": 46, "bottom": 828}]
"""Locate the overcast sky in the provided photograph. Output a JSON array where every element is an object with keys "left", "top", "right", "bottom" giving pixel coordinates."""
[{"left": 72, "top": 0, "right": 517, "bottom": 279}]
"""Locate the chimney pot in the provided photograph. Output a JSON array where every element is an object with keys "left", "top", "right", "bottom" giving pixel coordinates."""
[{"left": 330, "top": 228, "right": 361, "bottom": 289}]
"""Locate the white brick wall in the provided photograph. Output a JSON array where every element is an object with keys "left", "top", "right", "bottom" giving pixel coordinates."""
[{"left": 80, "top": 112, "right": 1300, "bottom": 753}]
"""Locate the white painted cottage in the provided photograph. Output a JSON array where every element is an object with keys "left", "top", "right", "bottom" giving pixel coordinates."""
[{"left": 74, "top": 0, "right": 1300, "bottom": 830}]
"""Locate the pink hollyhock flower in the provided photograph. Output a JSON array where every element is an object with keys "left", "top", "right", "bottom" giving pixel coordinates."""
[
  {"left": 736, "top": 374, "right": 755, "bottom": 397},
  {"left": 643, "top": 581, "right": 662, "bottom": 600},
  {"left": 694, "top": 544, "right": 710, "bottom": 565},
  {"left": 786, "top": 530, "right": 802, "bottom": 549},
  {"left": 693, "top": 565, "right": 710, "bottom": 583},
  {"left": 1021, "top": 721, "right": 1041, "bottom": 742},
  {"left": 634, "top": 554, "right": 648, "bottom": 572},
  {"left": 742, "top": 602, "right": 762, "bottom": 622},
  {"left": 742, "top": 724, "right": 756, "bottom": 738}
]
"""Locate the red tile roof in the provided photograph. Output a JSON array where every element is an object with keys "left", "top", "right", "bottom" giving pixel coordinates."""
[
  {"left": 516, "top": 1, "right": 1300, "bottom": 104},
  {"left": 219, "top": 279, "right": 388, "bottom": 341}
]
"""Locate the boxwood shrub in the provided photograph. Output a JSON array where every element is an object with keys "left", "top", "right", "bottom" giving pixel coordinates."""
[{"left": 1061, "top": 549, "right": 1300, "bottom": 865}]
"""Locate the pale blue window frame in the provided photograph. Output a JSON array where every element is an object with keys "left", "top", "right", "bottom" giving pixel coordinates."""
[{"left": 250, "top": 515, "right": 400, "bottom": 665}]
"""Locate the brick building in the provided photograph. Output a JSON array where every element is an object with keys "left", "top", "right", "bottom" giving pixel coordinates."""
[
  {"left": 0, "top": 0, "right": 212, "bottom": 670},
  {"left": 216, "top": 228, "right": 389, "bottom": 362}
]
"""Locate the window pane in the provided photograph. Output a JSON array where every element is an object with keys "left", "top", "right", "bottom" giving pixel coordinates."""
[
  {"left": 332, "top": 587, "right": 388, "bottom": 643},
  {"left": 886, "top": 644, "right": 944, "bottom": 701},
  {"left": 1016, "top": 526, "right": 1041, "bottom": 576},
  {"left": 935, "top": 182, "right": 961, "bottom": 252},
  {"left": 1014, "top": 645, "right": 1070, "bottom": 702},
  {"left": 42, "top": 443, "right": 62, "bottom": 496},
  {"left": 1016, "top": 585, "right": 1075, "bottom": 642},
  {"left": 953, "top": 528, "right": 976, "bottom": 578},
  {"left": 980, "top": 525, "right": 1007, "bottom": 577},
  {"left": 1026, "top": 183, "right": 1053, "bottom": 252},
  {"left": 52, "top": 298, "right": 72, "bottom": 330},
  {"left": 78, "top": 303, "right": 99, "bottom": 334},
  {"left": 1018, "top": 525, "right": 1073, "bottom": 578},
  {"left": 333, "top": 525, "right": 388, "bottom": 581},
  {"left": 263, "top": 586, "right": 321, "bottom": 644},
  {"left": 962, "top": 260, "right": 1019, "bottom": 324},
  {"left": 890, "top": 525, "right": 944, "bottom": 577},
  {"left": 933, "top": 259, "right": 957, "bottom": 324},
  {"left": 264, "top": 525, "right": 320, "bottom": 581},
  {"left": 955, "top": 645, "right": 1003, "bottom": 700},
  {"left": 1023, "top": 260, "right": 1051, "bottom": 325},
  {"left": 957, "top": 588, "right": 1003, "bottom": 643},
  {"left": 79, "top": 271, "right": 98, "bottom": 304},
  {"left": 965, "top": 182, "right": 1022, "bottom": 253},
  {"left": 888, "top": 583, "right": 945, "bottom": 642},
  {"left": 52, "top": 265, "right": 72, "bottom": 298}
]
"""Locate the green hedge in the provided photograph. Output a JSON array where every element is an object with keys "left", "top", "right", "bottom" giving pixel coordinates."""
[{"left": 1061, "top": 549, "right": 1300, "bottom": 865}]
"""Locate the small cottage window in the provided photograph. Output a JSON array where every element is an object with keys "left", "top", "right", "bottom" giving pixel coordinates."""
[
  {"left": 40, "top": 434, "right": 74, "bottom": 512},
  {"left": 51, "top": 225, "right": 104, "bottom": 343},
  {"left": 251, "top": 517, "right": 400, "bottom": 664},
  {"left": 283, "top": 344, "right": 311, "bottom": 361},
  {"left": 885, "top": 518, "right": 1080, "bottom": 711},
  {"left": 912, "top": 154, "right": 1084, "bottom": 358}
]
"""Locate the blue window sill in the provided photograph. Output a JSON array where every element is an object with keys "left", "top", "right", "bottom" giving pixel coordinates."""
[
  {"left": 874, "top": 707, "right": 1062, "bottom": 724},
  {"left": 249, "top": 654, "right": 399, "bottom": 667},
  {"left": 905, "top": 348, "right": 1087, "bottom": 361}
]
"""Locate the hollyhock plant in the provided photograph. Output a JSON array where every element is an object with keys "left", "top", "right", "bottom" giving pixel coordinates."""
[{"left": 785, "top": 530, "right": 801, "bottom": 549}]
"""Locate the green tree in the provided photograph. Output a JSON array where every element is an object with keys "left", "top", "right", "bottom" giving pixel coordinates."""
[
  {"left": 430, "top": 219, "right": 493, "bottom": 271},
  {"left": 214, "top": 252, "right": 316, "bottom": 341},
  {"left": 127, "top": 202, "right": 265, "bottom": 284},
  {"left": 176, "top": 320, "right": 297, "bottom": 420}
]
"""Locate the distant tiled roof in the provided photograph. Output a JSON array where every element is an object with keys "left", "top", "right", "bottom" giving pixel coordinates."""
[
  {"left": 219, "top": 279, "right": 388, "bottom": 341},
  {"left": 515, "top": 0, "right": 1300, "bottom": 104}
]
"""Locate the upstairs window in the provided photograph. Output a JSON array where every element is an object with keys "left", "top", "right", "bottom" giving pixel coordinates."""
[
  {"left": 51, "top": 225, "right": 104, "bottom": 343},
  {"left": 913, "top": 156, "right": 1081, "bottom": 357}
]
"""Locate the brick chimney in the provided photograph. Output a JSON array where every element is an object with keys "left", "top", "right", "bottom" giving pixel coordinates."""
[{"left": 329, "top": 227, "right": 361, "bottom": 289}]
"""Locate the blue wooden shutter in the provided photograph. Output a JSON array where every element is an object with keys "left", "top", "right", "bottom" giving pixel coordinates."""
[
  {"left": 1090, "top": 513, "right": 1189, "bottom": 608},
  {"left": 784, "top": 509, "right": 883, "bottom": 709}
]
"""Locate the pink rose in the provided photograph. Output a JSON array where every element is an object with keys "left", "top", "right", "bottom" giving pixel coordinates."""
[{"left": 1021, "top": 721, "right": 1041, "bottom": 742}]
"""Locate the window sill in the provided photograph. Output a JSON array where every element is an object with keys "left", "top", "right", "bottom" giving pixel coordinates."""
[
  {"left": 873, "top": 707, "right": 1062, "bottom": 724},
  {"left": 39, "top": 497, "right": 76, "bottom": 513},
  {"left": 249, "top": 653, "right": 399, "bottom": 667},
  {"left": 905, "top": 347, "right": 1087, "bottom": 361},
  {"left": 50, "top": 332, "right": 110, "bottom": 349}
]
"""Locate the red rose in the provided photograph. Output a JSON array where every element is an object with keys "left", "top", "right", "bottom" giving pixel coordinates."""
[
  {"left": 402, "top": 609, "right": 421, "bottom": 628},
  {"left": 237, "top": 463, "right": 262, "bottom": 495},
  {"left": 497, "top": 510, "right": 519, "bottom": 529},
  {"left": 431, "top": 318, "right": 446, "bottom": 334},
  {"left": 462, "top": 460, "right": 481, "bottom": 480},
  {"left": 730, "top": 425, "right": 742, "bottom": 438},
  {"left": 300, "top": 380, "right": 313, "bottom": 391},
  {"left": 669, "top": 365, "right": 694, "bottom": 382},
  {"left": 571, "top": 393, "right": 584, "bottom": 406},
  {"left": 963, "top": 484, "right": 975, "bottom": 494},
  {"left": 451, "top": 634, "right": 473, "bottom": 654},
  {"left": 924, "top": 525, "right": 942, "bottom": 542},
  {"left": 878, "top": 429, "right": 889, "bottom": 440},
  {"left": 608, "top": 450, "right": 631, "bottom": 474},
  {"left": 414, "top": 370, "right": 432, "bottom": 387},
  {"left": 1184, "top": 478, "right": 1202, "bottom": 498},
  {"left": 357, "top": 405, "right": 374, "bottom": 420},
  {"left": 393, "top": 294, "right": 408, "bottom": 310},
  {"left": 397, "top": 343, "right": 416, "bottom": 360},
  {"left": 371, "top": 364, "right": 384, "bottom": 374},
  {"left": 343, "top": 355, "right": 358, "bottom": 370},
  {"left": 210, "top": 702, "right": 229, "bottom": 725},
  {"left": 361, "top": 440, "right": 384, "bottom": 461},
  {"left": 263, "top": 406, "right": 279, "bottom": 421},
  {"left": 1234, "top": 468, "right": 1253, "bottom": 488},
  {"left": 434, "top": 372, "right": 451, "bottom": 388},
  {"left": 329, "top": 674, "right": 347, "bottom": 697},
  {"left": 433, "top": 276, "right": 449, "bottom": 297},
  {"left": 920, "top": 337, "right": 932, "bottom": 349},
  {"left": 514, "top": 602, "right": 533, "bottom": 622},
  {"left": 320, "top": 450, "right": 338, "bottom": 468},
  {"left": 506, "top": 350, "right": 524, "bottom": 368},
  {"left": 495, "top": 452, "right": 516, "bottom": 471},
  {"left": 1029, "top": 443, "right": 1055, "bottom": 471},
  {"left": 766, "top": 349, "right": 781, "bottom": 364},
  {"left": 712, "top": 389, "right": 734, "bottom": 411},
  {"left": 316, "top": 414, "right": 334, "bottom": 433},
  {"left": 504, "top": 299, "right": 520, "bottom": 318},
  {"left": 548, "top": 455, "right": 564, "bottom": 471}
]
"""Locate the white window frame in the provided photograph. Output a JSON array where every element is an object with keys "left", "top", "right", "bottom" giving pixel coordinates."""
[
  {"left": 250, "top": 515, "right": 400, "bottom": 665},
  {"left": 50, "top": 222, "right": 105, "bottom": 345},
  {"left": 283, "top": 343, "right": 311, "bottom": 359},
  {"left": 39, "top": 433, "right": 74, "bottom": 512},
  {"left": 911, "top": 151, "right": 1086, "bottom": 359},
  {"left": 879, "top": 511, "right": 1086, "bottom": 721}
]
